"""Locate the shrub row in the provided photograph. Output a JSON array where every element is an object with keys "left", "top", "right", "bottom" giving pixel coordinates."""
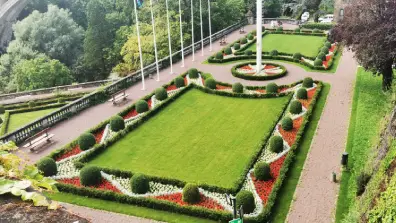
[
  {"left": 6, "top": 103, "right": 68, "bottom": 115},
  {"left": 3, "top": 93, "right": 85, "bottom": 110},
  {"left": 301, "top": 23, "right": 334, "bottom": 30},
  {"left": 0, "top": 111, "right": 10, "bottom": 136},
  {"left": 231, "top": 62, "right": 287, "bottom": 81}
]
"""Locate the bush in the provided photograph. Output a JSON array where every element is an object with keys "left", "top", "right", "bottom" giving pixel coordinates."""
[
  {"left": 224, "top": 47, "right": 232, "bottom": 55},
  {"left": 135, "top": 100, "right": 149, "bottom": 113},
  {"left": 130, "top": 174, "right": 149, "bottom": 194},
  {"left": 188, "top": 68, "right": 199, "bottom": 79},
  {"left": 317, "top": 52, "right": 326, "bottom": 61},
  {"left": 232, "top": 82, "right": 244, "bottom": 93},
  {"left": 247, "top": 33, "right": 254, "bottom": 40},
  {"left": 28, "top": 101, "right": 36, "bottom": 108},
  {"left": 0, "top": 117, "right": 2, "bottom": 125},
  {"left": 297, "top": 88, "right": 308, "bottom": 99},
  {"left": 252, "top": 30, "right": 257, "bottom": 35},
  {"left": 312, "top": 28, "right": 320, "bottom": 33},
  {"left": 37, "top": 158, "right": 57, "bottom": 176},
  {"left": 80, "top": 166, "right": 102, "bottom": 186},
  {"left": 110, "top": 115, "right": 125, "bottom": 132},
  {"left": 356, "top": 172, "right": 371, "bottom": 196},
  {"left": 78, "top": 133, "right": 96, "bottom": 151},
  {"left": 240, "top": 38, "right": 248, "bottom": 44},
  {"left": 294, "top": 27, "right": 301, "bottom": 33},
  {"left": 215, "top": 52, "right": 223, "bottom": 60},
  {"left": 182, "top": 183, "right": 200, "bottom": 204},
  {"left": 270, "top": 50, "right": 279, "bottom": 56},
  {"left": 233, "top": 43, "right": 240, "bottom": 50},
  {"left": 281, "top": 117, "right": 293, "bottom": 131},
  {"left": 254, "top": 162, "right": 271, "bottom": 181},
  {"left": 58, "top": 98, "right": 65, "bottom": 103},
  {"left": 0, "top": 104, "right": 4, "bottom": 114},
  {"left": 276, "top": 26, "right": 283, "bottom": 32},
  {"left": 175, "top": 76, "right": 185, "bottom": 88},
  {"left": 325, "top": 41, "right": 332, "bottom": 48},
  {"left": 303, "top": 77, "right": 314, "bottom": 88},
  {"left": 269, "top": 135, "right": 284, "bottom": 153},
  {"left": 155, "top": 87, "right": 168, "bottom": 101},
  {"left": 204, "top": 78, "right": 217, "bottom": 90},
  {"left": 293, "top": 53, "right": 302, "bottom": 60},
  {"left": 245, "top": 50, "right": 253, "bottom": 56},
  {"left": 321, "top": 46, "right": 329, "bottom": 54},
  {"left": 266, "top": 83, "right": 278, "bottom": 94},
  {"left": 290, "top": 100, "right": 302, "bottom": 114},
  {"left": 314, "top": 58, "right": 323, "bottom": 66},
  {"left": 236, "top": 190, "right": 255, "bottom": 214}
]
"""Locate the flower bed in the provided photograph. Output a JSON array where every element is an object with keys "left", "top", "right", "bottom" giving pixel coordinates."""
[
  {"left": 58, "top": 177, "right": 121, "bottom": 193},
  {"left": 231, "top": 62, "right": 287, "bottom": 81},
  {"left": 153, "top": 193, "right": 225, "bottom": 211}
]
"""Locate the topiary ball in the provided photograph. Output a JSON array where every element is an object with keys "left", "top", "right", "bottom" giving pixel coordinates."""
[
  {"left": 232, "top": 82, "right": 244, "bottom": 93},
  {"left": 252, "top": 30, "right": 257, "bottom": 35},
  {"left": 37, "top": 158, "right": 57, "bottom": 176},
  {"left": 245, "top": 50, "right": 253, "bottom": 56},
  {"left": 314, "top": 58, "right": 323, "bottom": 66},
  {"left": 80, "top": 166, "right": 102, "bottom": 186},
  {"left": 290, "top": 100, "right": 303, "bottom": 114},
  {"left": 325, "top": 41, "right": 332, "bottom": 48},
  {"left": 78, "top": 133, "right": 96, "bottom": 151},
  {"left": 317, "top": 52, "right": 326, "bottom": 61},
  {"left": 233, "top": 43, "right": 240, "bottom": 50},
  {"left": 247, "top": 33, "right": 254, "bottom": 40},
  {"left": 281, "top": 117, "right": 293, "bottom": 131},
  {"left": 215, "top": 52, "right": 224, "bottom": 60},
  {"left": 266, "top": 83, "right": 278, "bottom": 94},
  {"left": 294, "top": 27, "right": 301, "bottom": 33},
  {"left": 312, "top": 28, "right": 320, "bottom": 33},
  {"left": 175, "top": 76, "right": 185, "bottom": 88},
  {"left": 276, "top": 26, "right": 283, "bottom": 32},
  {"left": 269, "top": 135, "right": 284, "bottom": 153},
  {"left": 130, "top": 173, "right": 149, "bottom": 194},
  {"left": 321, "top": 46, "right": 329, "bottom": 54},
  {"left": 236, "top": 190, "right": 256, "bottom": 214},
  {"left": 303, "top": 77, "right": 314, "bottom": 88},
  {"left": 254, "top": 162, "right": 271, "bottom": 181},
  {"left": 0, "top": 104, "right": 4, "bottom": 114},
  {"left": 293, "top": 53, "right": 302, "bottom": 60},
  {"left": 224, "top": 47, "right": 232, "bottom": 55},
  {"left": 28, "top": 101, "right": 36, "bottom": 108},
  {"left": 182, "top": 183, "right": 200, "bottom": 204},
  {"left": 110, "top": 115, "right": 125, "bottom": 132},
  {"left": 297, "top": 88, "right": 308, "bottom": 99},
  {"left": 135, "top": 100, "right": 149, "bottom": 113},
  {"left": 270, "top": 50, "right": 279, "bottom": 56},
  {"left": 240, "top": 38, "right": 248, "bottom": 44},
  {"left": 155, "top": 87, "right": 168, "bottom": 101},
  {"left": 205, "top": 78, "right": 217, "bottom": 90},
  {"left": 188, "top": 68, "right": 199, "bottom": 79}
]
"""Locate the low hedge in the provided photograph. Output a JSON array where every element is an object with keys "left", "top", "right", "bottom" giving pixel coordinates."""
[
  {"left": 0, "top": 111, "right": 10, "bottom": 136},
  {"left": 301, "top": 23, "right": 334, "bottom": 30},
  {"left": 3, "top": 93, "right": 84, "bottom": 110},
  {"left": 231, "top": 62, "right": 287, "bottom": 81}
]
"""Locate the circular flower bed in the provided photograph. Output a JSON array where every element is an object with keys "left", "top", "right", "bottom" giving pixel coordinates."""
[{"left": 231, "top": 62, "right": 287, "bottom": 81}]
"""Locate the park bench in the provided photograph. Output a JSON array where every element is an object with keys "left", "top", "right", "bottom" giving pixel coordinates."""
[
  {"left": 23, "top": 128, "right": 54, "bottom": 153},
  {"left": 219, "top": 36, "right": 227, "bottom": 46},
  {"left": 239, "top": 27, "right": 245, "bottom": 34},
  {"left": 108, "top": 90, "right": 129, "bottom": 105}
]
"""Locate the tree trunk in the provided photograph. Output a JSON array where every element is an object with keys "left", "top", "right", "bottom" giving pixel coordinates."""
[{"left": 382, "top": 59, "right": 394, "bottom": 91}]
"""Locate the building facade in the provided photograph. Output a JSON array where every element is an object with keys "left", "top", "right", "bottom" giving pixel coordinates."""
[{"left": 334, "top": 0, "right": 351, "bottom": 22}]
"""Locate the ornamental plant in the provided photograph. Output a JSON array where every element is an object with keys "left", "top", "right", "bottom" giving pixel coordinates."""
[
  {"left": 325, "top": 41, "right": 332, "bottom": 48},
  {"left": 233, "top": 43, "right": 240, "bottom": 50},
  {"left": 37, "top": 158, "right": 57, "bottom": 176},
  {"left": 281, "top": 116, "right": 293, "bottom": 131},
  {"left": 321, "top": 46, "right": 329, "bottom": 54},
  {"left": 224, "top": 47, "right": 232, "bottom": 55},
  {"left": 290, "top": 100, "right": 303, "bottom": 114},
  {"left": 80, "top": 166, "right": 102, "bottom": 186},
  {"left": 312, "top": 28, "right": 320, "bottom": 33},
  {"left": 293, "top": 52, "right": 302, "bottom": 60},
  {"left": 254, "top": 162, "right": 271, "bottom": 181},
  {"left": 276, "top": 26, "right": 283, "bottom": 32},
  {"left": 135, "top": 100, "right": 149, "bottom": 113},
  {"left": 266, "top": 82, "right": 278, "bottom": 94},
  {"left": 78, "top": 133, "right": 96, "bottom": 151},
  {"left": 215, "top": 52, "right": 224, "bottom": 60},
  {"left": 297, "top": 88, "right": 308, "bottom": 99},
  {"left": 314, "top": 58, "right": 323, "bottom": 66},
  {"left": 155, "top": 87, "right": 168, "bottom": 101},
  {"left": 247, "top": 33, "right": 254, "bottom": 40},
  {"left": 294, "top": 27, "right": 301, "bottom": 33},
  {"left": 270, "top": 50, "right": 279, "bottom": 56},
  {"left": 252, "top": 30, "right": 257, "bottom": 35},
  {"left": 110, "top": 115, "right": 125, "bottom": 132},
  {"left": 317, "top": 52, "right": 326, "bottom": 61},
  {"left": 188, "top": 68, "right": 199, "bottom": 79},
  {"left": 236, "top": 190, "right": 255, "bottom": 214},
  {"left": 303, "top": 77, "right": 314, "bottom": 88},
  {"left": 245, "top": 50, "right": 253, "bottom": 56},
  {"left": 204, "top": 78, "right": 216, "bottom": 90},
  {"left": 182, "top": 183, "right": 200, "bottom": 204},
  {"left": 28, "top": 101, "right": 36, "bottom": 108},
  {"left": 232, "top": 82, "right": 244, "bottom": 93},
  {"left": 269, "top": 135, "right": 284, "bottom": 153},
  {"left": 240, "top": 38, "right": 248, "bottom": 44},
  {"left": 130, "top": 173, "right": 149, "bottom": 194},
  {"left": 175, "top": 76, "right": 185, "bottom": 88}
]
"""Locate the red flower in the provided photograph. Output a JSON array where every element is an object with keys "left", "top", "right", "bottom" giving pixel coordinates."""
[
  {"left": 123, "top": 109, "right": 138, "bottom": 119},
  {"left": 299, "top": 88, "right": 316, "bottom": 109},
  {"left": 56, "top": 146, "right": 82, "bottom": 161},
  {"left": 94, "top": 129, "right": 104, "bottom": 143},
  {"left": 216, "top": 84, "right": 232, "bottom": 90},
  {"left": 153, "top": 193, "right": 225, "bottom": 211},
  {"left": 167, "top": 85, "right": 177, "bottom": 91},
  {"left": 278, "top": 117, "right": 303, "bottom": 146},
  {"left": 57, "top": 178, "right": 121, "bottom": 194}
]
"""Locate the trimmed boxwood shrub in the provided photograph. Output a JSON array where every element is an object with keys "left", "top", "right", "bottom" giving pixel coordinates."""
[
  {"left": 175, "top": 76, "right": 185, "bottom": 88},
  {"left": 321, "top": 46, "right": 329, "bottom": 54},
  {"left": 245, "top": 50, "right": 253, "bottom": 56},
  {"left": 215, "top": 52, "right": 223, "bottom": 60},
  {"left": 80, "top": 166, "right": 102, "bottom": 186},
  {"left": 252, "top": 30, "right": 257, "bottom": 35},
  {"left": 224, "top": 47, "right": 232, "bottom": 55},
  {"left": 312, "top": 28, "right": 320, "bottom": 33},
  {"left": 281, "top": 117, "right": 293, "bottom": 131},
  {"left": 78, "top": 133, "right": 96, "bottom": 151},
  {"left": 232, "top": 82, "right": 244, "bottom": 93},
  {"left": 233, "top": 43, "right": 240, "bottom": 50},
  {"left": 240, "top": 38, "right": 248, "bottom": 44},
  {"left": 136, "top": 100, "right": 149, "bottom": 113},
  {"left": 270, "top": 50, "right": 279, "bottom": 56},
  {"left": 317, "top": 52, "right": 326, "bottom": 61},
  {"left": 254, "top": 162, "right": 271, "bottom": 181},
  {"left": 290, "top": 100, "right": 302, "bottom": 114},
  {"left": 269, "top": 135, "right": 284, "bottom": 153},
  {"left": 110, "top": 115, "right": 125, "bottom": 132},
  {"left": 247, "top": 33, "right": 254, "bottom": 40},
  {"left": 130, "top": 174, "right": 149, "bottom": 194},
  {"left": 155, "top": 87, "right": 168, "bottom": 101},
  {"left": 204, "top": 78, "right": 217, "bottom": 90},
  {"left": 266, "top": 83, "right": 278, "bottom": 94},
  {"left": 303, "top": 77, "right": 314, "bottom": 88},
  {"left": 188, "top": 68, "right": 199, "bottom": 79},
  {"left": 0, "top": 105, "right": 4, "bottom": 114},
  {"left": 297, "top": 88, "right": 308, "bottom": 99},
  {"left": 182, "top": 183, "right": 200, "bottom": 204},
  {"left": 314, "top": 58, "right": 323, "bottom": 66},
  {"left": 293, "top": 52, "right": 302, "bottom": 60},
  {"left": 325, "top": 41, "right": 332, "bottom": 48},
  {"left": 28, "top": 101, "right": 36, "bottom": 108},
  {"left": 294, "top": 27, "right": 301, "bottom": 33},
  {"left": 276, "top": 26, "right": 283, "bottom": 32},
  {"left": 37, "top": 158, "right": 57, "bottom": 176},
  {"left": 236, "top": 190, "right": 255, "bottom": 214}
]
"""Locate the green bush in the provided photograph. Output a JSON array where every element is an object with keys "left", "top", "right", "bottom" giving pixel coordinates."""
[
  {"left": 321, "top": 46, "right": 329, "bottom": 54},
  {"left": 303, "top": 77, "right": 314, "bottom": 88},
  {"left": 281, "top": 117, "right": 293, "bottom": 131},
  {"left": 276, "top": 26, "right": 283, "bottom": 32},
  {"left": 78, "top": 133, "right": 96, "bottom": 151},
  {"left": 247, "top": 33, "right": 254, "bottom": 40},
  {"left": 293, "top": 53, "right": 302, "bottom": 60},
  {"left": 188, "top": 68, "right": 199, "bottom": 79},
  {"left": 314, "top": 58, "right": 323, "bottom": 66},
  {"left": 0, "top": 117, "right": 2, "bottom": 125},
  {"left": 356, "top": 172, "right": 371, "bottom": 196},
  {"left": 254, "top": 162, "right": 271, "bottom": 181},
  {"left": 297, "top": 88, "right": 308, "bottom": 99},
  {"left": 240, "top": 38, "right": 248, "bottom": 44},
  {"left": 252, "top": 30, "right": 257, "bottom": 35},
  {"left": 224, "top": 47, "right": 232, "bottom": 55},
  {"left": 290, "top": 100, "right": 302, "bottom": 114},
  {"left": 130, "top": 174, "right": 149, "bottom": 194},
  {"left": 215, "top": 52, "right": 224, "bottom": 60},
  {"left": 232, "top": 82, "right": 244, "bottom": 93},
  {"left": 155, "top": 87, "right": 168, "bottom": 101},
  {"left": 28, "top": 101, "right": 36, "bottom": 108},
  {"left": 317, "top": 52, "right": 326, "bottom": 61},
  {"left": 301, "top": 23, "right": 334, "bottom": 30},
  {"left": 233, "top": 43, "right": 240, "bottom": 50},
  {"left": 245, "top": 50, "right": 253, "bottom": 56},
  {"left": 37, "top": 158, "right": 57, "bottom": 176},
  {"left": 236, "top": 190, "right": 255, "bottom": 214},
  {"left": 80, "top": 166, "right": 102, "bottom": 186},
  {"left": 58, "top": 98, "right": 65, "bottom": 103},
  {"left": 182, "top": 183, "right": 200, "bottom": 204},
  {"left": 135, "top": 100, "right": 149, "bottom": 113},
  {"left": 204, "top": 78, "right": 217, "bottom": 90},
  {"left": 266, "top": 83, "right": 278, "bottom": 94},
  {"left": 312, "top": 28, "right": 320, "bottom": 33},
  {"left": 0, "top": 104, "right": 4, "bottom": 114},
  {"left": 269, "top": 135, "right": 284, "bottom": 153},
  {"left": 175, "top": 76, "right": 185, "bottom": 88},
  {"left": 110, "top": 115, "right": 125, "bottom": 132},
  {"left": 270, "top": 50, "right": 279, "bottom": 56},
  {"left": 294, "top": 27, "right": 301, "bottom": 33},
  {"left": 325, "top": 41, "right": 332, "bottom": 48}
]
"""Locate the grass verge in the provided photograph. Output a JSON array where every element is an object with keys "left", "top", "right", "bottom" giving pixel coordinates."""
[{"left": 7, "top": 108, "right": 57, "bottom": 133}]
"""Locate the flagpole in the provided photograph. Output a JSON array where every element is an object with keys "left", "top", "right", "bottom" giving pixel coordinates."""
[
  {"left": 133, "top": 0, "right": 145, "bottom": 90},
  {"left": 150, "top": 0, "right": 160, "bottom": 81},
  {"left": 178, "top": 0, "right": 184, "bottom": 67},
  {"left": 207, "top": 0, "right": 212, "bottom": 51},
  {"left": 165, "top": 0, "right": 173, "bottom": 74},
  {"left": 256, "top": 0, "right": 262, "bottom": 73},
  {"left": 191, "top": 0, "right": 195, "bottom": 61},
  {"left": 199, "top": 0, "right": 204, "bottom": 56}
]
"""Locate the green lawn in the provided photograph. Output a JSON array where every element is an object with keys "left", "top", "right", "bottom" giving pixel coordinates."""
[
  {"left": 247, "top": 34, "right": 325, "bottom": 57},
  {"left": 88, "top": 89, "right": 290, "bottom": 189},
  {"left": 335, "top": 68, "right": 393, "bottom": 222},
  {"left": 7, "top": 108, "right": 57, "bottom": 133}
]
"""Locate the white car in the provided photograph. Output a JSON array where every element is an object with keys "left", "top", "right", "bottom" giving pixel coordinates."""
[
  {"left": 319, "top": 14, "right": 334, "bottom": 23},
  {"left": 301, "top": 12, "right": 310, "bottom": 22}
]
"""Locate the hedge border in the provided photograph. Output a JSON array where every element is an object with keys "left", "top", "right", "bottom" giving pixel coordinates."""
[
  {"left": 0, "top": 111, "right": 10, "bottom": 136},
  {"left": 3, "top": 94, "right": 84, "bottom": 110},
  {"left": 231, "top": 62, "right": 287, "bottom": 81}
]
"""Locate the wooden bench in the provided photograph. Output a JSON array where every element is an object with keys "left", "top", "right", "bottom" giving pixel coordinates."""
[
  {"left": 239, "top": 27, "right": 245, "bottom": 34},
  {"left": 219, "top": 36, "right": 227, "bottom": 46},
  {"left": 23, "top": 128, "right": 54, "bottom": 153},
  {"left": 108, "top": 90, "right": 129, "bottom": 105}
]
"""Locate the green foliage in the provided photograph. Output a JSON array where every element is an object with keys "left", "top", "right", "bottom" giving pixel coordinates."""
[
  {"left": 234, "top": 43, "right": 240, "bottom": 50},
  {"left": 78, "top": 133, "right": 96, "bottom": 151},
  {"left": 28, "top": 101, "right": 36, "bottom": 108},
  {"left": 0, "top": 104, "right": 5, "bottom": 114},
  {"left": 281, "top": 117, "right": 293, "bottom": 131},
  {"left": 290, "top": 100, "right": 302, "bottom": 114},
  {"left": 247, "top": 33, "right": 254, "bottom": 40},
  {"left": 297, "top": 88, "right": 308, "bottom": 99},
  {"left": 130, "top": 174, "right": 149, "bottom": 194},
  {"left": 135, "top": 100, "right": 149, "bottom": 113},
  {"left": 293, "top": 53, "right": 302, "bottom": 60},
  {"left": 317, "top": 52, "right": 326, "bottom": 61},
  {"left": 240, "top": 38, "right": 248, "bottom": 44},
  {"left": 321, "top": 46, "right": 329, "bottom": 54},
  {"left": 270, "top": 50, "right": 279, "bottom": 56},
  {"left": 182, "top": 183, "right": 200, "bottom": 204},
  {"left": 356, "top": 172, "right": 371, "bottom": 196},
  {"left": 245, "top": 50, "right": 253, "bottom": 56},
  {"left": 80, "top": 166, "right": 102, "bottom": 186},
  {"left": 188, "top": 68, "right": 199, "bottom": 79},
  {"left": 276, "top": 26, "right": 283, "bottom": 32},
  {"left": 110, "top": 115, "right": 125, "bottom": 132},
  {"left": 294, "top": 28, "right": 301, "bottom": 33},
  {"left": 175, "top": 76, "right": 185, "bottom": 88},
  {"left": 236, "top": 190, "right": 255, "bottom": 214},
  {"left": 312, "top": 28, "right": 321, "bottom": 33},
  {"left": 232, "top": 82, "right": 244, "bottom": 93},
  {"left": 155, "top": 87, "right": 168, "bottom": 101},
  {"left": 303, "top": 77, "right": 314, "bottom": 88},
  {"left": 204, "top": 78, "right": 217, "bottom": 90},
  {"left": 215, "top": 52, "right": 224, "bottom": 60},
  {"left": 0, "top": 117, "right": 2, "bottom": 125},
  {"left": 37, "top": 158, "right": 57, "bottom": 177},
  {"left": 314, "top": 58, "right": 323, "bottom": 66},
  {"left": 224, "top": 47, "right": 232, "bottom": 55},
  {"left": 325, "top": 41, "right": 332, "bottom": 48},
  {"left": 301, "top": 23, "right": 334, "bottom": 30},
  {"left": 269, "top": 135, "right": 284, "bottom": 153},
  {"left": 266, "top": 83, "right": 278, "bottom": 94},
  {"left": 368, "top": 172, "right": 396, "bottom": 222},
  {"left": 254, "top": 162, "right": 271, "bottom": 181}
]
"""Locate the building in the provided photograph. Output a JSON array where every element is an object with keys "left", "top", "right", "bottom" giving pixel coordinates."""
[{"left": 334, "top": 0, "right": 351, "bottom": 22}]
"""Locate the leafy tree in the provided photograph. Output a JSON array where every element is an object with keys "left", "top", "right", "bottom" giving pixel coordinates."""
[
  {"left": 263, "top": 0, "right": 282, "bottom": 17},
  {"left": 332, "top": 0, "right": 396, "bottom": 90},
  {"left": 303, "top": 0, "right": 322, "bottom": 11}
]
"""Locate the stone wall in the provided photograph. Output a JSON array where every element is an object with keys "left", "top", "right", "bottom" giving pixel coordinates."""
[{"left": 334, "top": 0, "right": 351, "bottom": 22}]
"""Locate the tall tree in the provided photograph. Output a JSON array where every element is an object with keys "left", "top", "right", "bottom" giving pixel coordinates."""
[{"left": 332, "top": 0, "right": 396, "bottom": 90}]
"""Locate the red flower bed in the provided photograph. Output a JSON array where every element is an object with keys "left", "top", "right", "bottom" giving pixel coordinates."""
[
  {"left": 94, "top": 129, "right": 104, "bottom": 143},
  {"left": 329, "top": 44, "right": 336, "bottom": 52},
  {"left": 278, "top": 117, "right": 303, "bottom": 146},
  {"left": 123, "top": 109, "right": 138, "bottom": 119},
  {"left": 184, "top": 77, "right": 188, "bottom": 85},
  {"left": 240, "top": 65, "right": 253, "bottom": 70},
  {"left": 147, "top": 99, "right": 152, "bottom": 109},
  {"left": 263, "top": 65, "right": 276, "bottom": 69},
  {"left": 279, "top": 87, "right": 289, "bottom": 93},
  {"left": 251, "top": 155, "right": 286, "bottom": 204},
  {"left": 256, "top": 89, "right": 266, "bottom": 94},
  {"left": 299, "top": 88, "right": 316, "bottom": 109},
  {"left": 326, "top": 55, "right": 332, "bottom": 61},
  {"left": 154, "top": 193, "right": 224, "bottom": 210},
  {"left": 216, "top": 84, "right": 232, "bottom": 90},
  {"left": 167, "top": 85, "right": 177, "bottom": 91},
  {"left": 56, "top": 145, "right": 82, "bottom": 161},
  {"left": 58, "top": 178, "right": 121, "bottom": 194}
]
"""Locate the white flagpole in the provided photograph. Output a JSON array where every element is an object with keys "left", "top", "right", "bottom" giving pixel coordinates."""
[
  {"left": 199, "top": 0, "right": 204, "bottom": 56},
  {"left": 256, "top": 0, "right": 262, "bottom": 73},
  {"left": 178, "top": 0, "right": 184, "bottom": 67},
  {"left": 133, "top": 0, "right": 145, "bottom": 90},
  {"left": 150, "top": 0, "right": 160, "bottom": 81},
  {"left": 207, "top": 0, "right": 212, "bottom": 51},
  {"left": 165, "top": 0, "right": 173, "bottom": 74},
  {"left": 191, "top": 0, "right": 195, "bottom": 61}
]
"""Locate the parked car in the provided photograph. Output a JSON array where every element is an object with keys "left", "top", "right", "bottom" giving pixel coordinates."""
[
  {"left": 319, "top": 14, "right": 334, "bottom": 23},
  {"left": 301, "top": 12, "right": 310, "bottom": 22}
]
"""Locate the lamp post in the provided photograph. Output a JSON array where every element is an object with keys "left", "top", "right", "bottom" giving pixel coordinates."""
[
  {"left": 178, "top": 0, "right": 185, "bottom": 67},
  {"left": 150, "top": 0, "right": 160, "bottom": 81},
  {"left": 226, "top": 194, "right": 237, "bottom": 219},
  {"left": 191, "top": 0, "right": 195, "bottom": 61},
  {"left": 133, "top": 0, "right": 145, "bottom": 90},
  {"left": 199, "top": 0, "right": 204, "bottom": 56},
  {"left": 207, "top": 0, "right": 212, "bottom": 51},
  {"left": 165, "top": 0, "right": 173, "bottom": 74}
]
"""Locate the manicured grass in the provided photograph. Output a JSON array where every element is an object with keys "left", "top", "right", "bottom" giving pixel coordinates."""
[
  {"left": 7, "top": 108, "right": 57, "bottom": 133},
  {"left": 335, "top": 68, "right": 393, "bottom": 222},
  {"left": 45, "top": 192, "right": 215, "bottom": 223},
  {"left": 247, "top": 34, "right": 325, "bottom": 57},
  {"left": 269, "top": 83, "right": 330, "bottom": 223},
  {"left": 88, "top": 89, "right": 290, "bottom": 189}
]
